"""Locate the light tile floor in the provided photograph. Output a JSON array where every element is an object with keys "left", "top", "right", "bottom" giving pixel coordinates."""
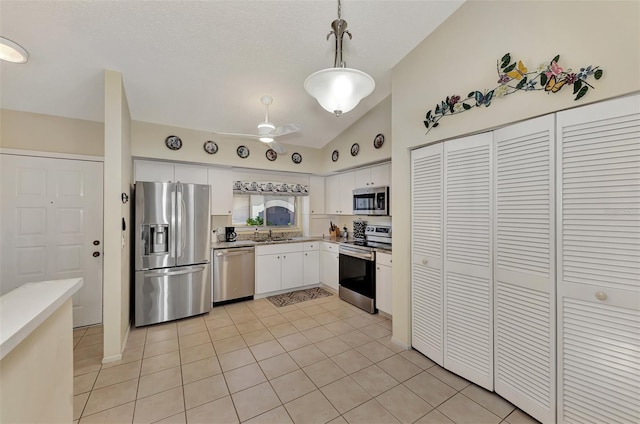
[{"left": 73, "top": 295, "right": 541, "bottom": 424}]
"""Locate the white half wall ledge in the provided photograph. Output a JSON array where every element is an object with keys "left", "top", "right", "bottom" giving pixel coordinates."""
[{"left": 0, "top": 278, "right": 83, "bottom": 359}]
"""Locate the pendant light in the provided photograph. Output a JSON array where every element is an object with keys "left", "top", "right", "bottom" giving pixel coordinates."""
[{"left": 304, "top": 0, "right": 374, "bottom": 117}]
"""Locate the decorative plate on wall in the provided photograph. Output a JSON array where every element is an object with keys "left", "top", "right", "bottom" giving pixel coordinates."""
[
  {"left": 373, "top": 133, "right": 385, "bottom": 149},
  {"left": 291, "top": 152, "right": 302, "bottom": 164},
  {"left": 351, "top": 143, "right": 360, "bottom": 156},
  {"left": 237, "top": 145, "right": 250, "bottom": 158},
  {"left": 332, "top": 150, "right": 339, "bottom": 162},
  {"left": 165, "top": 135, "right": 182, "bottom": 150},
  {"left": 203, "top": 140, "right": 218, "bottom": 154},
  {"left": 266, "top": 149, "right": 277, "bottom": 161}
]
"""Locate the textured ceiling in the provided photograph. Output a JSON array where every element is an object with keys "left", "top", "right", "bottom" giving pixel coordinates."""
[{"left": 0, "top": 1, "right": 464, "bottom": 149}]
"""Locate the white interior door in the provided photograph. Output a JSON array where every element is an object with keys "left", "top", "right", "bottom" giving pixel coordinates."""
[
  {"left": 493, "top": 115, "right": 556, "bottom": 423},
  {"left": 0, "top": 154, "right": 104, "bottom": 327},
  {"left": 411, "top": 143, "right": 444, "bottom": 366},
  {"left": 443, "top": 133, "right": 494, "bottom": 390},
  {"left": 556, "top": 94, "right": 640, "bottom": 424}
]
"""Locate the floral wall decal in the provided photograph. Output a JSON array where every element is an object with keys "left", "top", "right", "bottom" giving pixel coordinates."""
[{"left": 423, "top": 53, "right": 603, "bottom": 133}]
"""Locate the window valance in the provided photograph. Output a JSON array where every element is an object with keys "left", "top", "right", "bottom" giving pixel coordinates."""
[{"left": 233, "top": 181, "right": 309, "bottom": 196}]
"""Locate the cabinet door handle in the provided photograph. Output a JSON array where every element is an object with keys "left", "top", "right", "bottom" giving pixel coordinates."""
[
  {"left": 376, "top": 267, "right": 380, "bottom": 270},
  {"left": 595, "top": 291, "right": 608, "bottom": 301},
  {"left": 421, "top": 259, "right": 428, "bottom": 265}
]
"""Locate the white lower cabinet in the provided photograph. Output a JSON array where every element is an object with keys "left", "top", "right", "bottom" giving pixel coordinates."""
[
  {"left": 255, "top": 242, "right": 318, "bottom": 295},
  {"left": 375, "top": 252, "right": 392, "bottom": 315},
  {"left": 303, "top": 242, "right": 320, "bottom": 285},
  {"left": 321, "top": 242, "right": 339, "bottom": 291}
]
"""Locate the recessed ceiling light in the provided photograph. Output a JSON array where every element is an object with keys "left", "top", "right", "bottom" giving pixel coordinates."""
[{"left": 0, "top": 36, "right": 29, "bottom": 64}]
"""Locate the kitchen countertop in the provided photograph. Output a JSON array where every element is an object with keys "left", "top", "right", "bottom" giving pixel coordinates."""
[
  {"left": 212, "top": 237, "right": 392, "bottom": 253},
  {"left": 0, "top": 278, "right": 83, "bottom": 360}
]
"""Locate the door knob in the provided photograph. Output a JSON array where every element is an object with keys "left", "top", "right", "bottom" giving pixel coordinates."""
[
  {"left": 595, "top": 291, "right": 608, "bottom": 301},
  {"left": 93, "top": 240, "right": 100, "bottom": 246},
  {"left": 93, "top": 251, "right": 100, "bottom": 257},
  {"left": 421, "top": 259, "right": 428, "bottom": 265}
]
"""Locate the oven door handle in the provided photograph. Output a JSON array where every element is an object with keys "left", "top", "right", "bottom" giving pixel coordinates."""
[{"left": 339, "top": 247, "right": 374, "bottom": 261}]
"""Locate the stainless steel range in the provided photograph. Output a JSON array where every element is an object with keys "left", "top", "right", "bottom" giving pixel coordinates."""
[{"left": 339, "top": 225, "right": 391, "bottom": 313}]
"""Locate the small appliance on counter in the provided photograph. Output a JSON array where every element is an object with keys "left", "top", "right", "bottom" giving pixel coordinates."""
[
  {"left": 353, "top": 219, "right": 367, "bottom": 240},
  {"left": 225, "top": 226, "right": 237, "bottom": 242}
]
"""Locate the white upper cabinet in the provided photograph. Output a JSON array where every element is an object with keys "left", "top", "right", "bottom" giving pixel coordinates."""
[
  {"left": 325, "top": 172, "right": 354, "bottom": 215},
  {"left": 135, "top": 160, "right": 208, "bottom": 185},
  {"left": 207, "top": 167, "right": 233, "bottom": 215},
  {"left": 411, "top": 143, "right": 444, "bottom": 366},
  {"left": 175, "top": 164, "right": 208, "bottom": 184},
  {"left": 354, "top": 163, "right": 390, "bottom": 189},
  {"left": 556, "top": 94, "right": 640, "bottom": 424},
  {"left": 309, "top": 175, "right": 325, "bottom": 215},
  {"left": 135, "top": 160, "right": 175, "bottom": 182},
  {"left": 493, "top": 115, "right": 556, "bottom": 424}
]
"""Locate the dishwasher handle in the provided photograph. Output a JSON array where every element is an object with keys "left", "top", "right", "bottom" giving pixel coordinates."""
[{"left": 216, "top": 249, "right": 255, "bottom": 257}]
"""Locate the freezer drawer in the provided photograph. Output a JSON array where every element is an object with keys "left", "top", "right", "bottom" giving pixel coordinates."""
[{"left": 135, "top": 263, "right": 211, "bottom": 327}]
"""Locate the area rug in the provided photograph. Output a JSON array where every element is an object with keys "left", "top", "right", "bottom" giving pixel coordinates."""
[{"left": 267, "top": 287, "right": 333, "bottom": 307}]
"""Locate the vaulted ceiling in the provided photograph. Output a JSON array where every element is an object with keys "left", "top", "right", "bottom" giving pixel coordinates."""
[{"left": 0, "top": 1, "right": 464, "bottom": 148}]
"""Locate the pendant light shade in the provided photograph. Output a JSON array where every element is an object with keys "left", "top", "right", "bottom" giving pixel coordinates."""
[
  {"left": 304, "top": 0, "right": 375, "bottom": 117},
  {"left": 304, "top": 67, "right": 374, "bottom": 117}
]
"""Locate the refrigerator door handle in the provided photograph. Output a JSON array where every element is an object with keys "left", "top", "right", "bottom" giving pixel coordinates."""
[
  {"left": 175, "top": 184, "right": 184, "bottom": 259},
  {"left": 170, "top": 185, "right": 176, "bottom": 259},
  {"left": 145, "top": 265, "right": 206, "bottom": 277},
  {"left": 180, "top": 188, "right": 187, "bottom": 256}
]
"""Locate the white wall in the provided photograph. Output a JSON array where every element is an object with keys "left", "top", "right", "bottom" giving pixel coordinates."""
[
  {"left": 391, "top": 0, "right": 640, "bottom": 346},
  {"left": 103, "top": 70, "right": 132, "bottom": 362}
]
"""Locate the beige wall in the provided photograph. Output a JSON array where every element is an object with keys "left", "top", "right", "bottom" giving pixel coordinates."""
[
  {"left": 391, "top": 0, "right": 640, "bottom": 346},
  {"left": 103, "top": 70, "right": 132, "bottom": 361},
  {"left": 321, "top": 96, "right": 391, "bottom": 173},
  {"left": 0, "top": 109, "right": 104, "bottom": 156},
  {"left": 0, "top": 299, "right": 74, "bottom": 423},
  {"left": 132, "top": 120, "right": 324, "bottom": 174}
]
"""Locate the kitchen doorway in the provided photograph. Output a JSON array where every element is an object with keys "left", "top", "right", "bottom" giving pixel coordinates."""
[{"left": 0, "top": 153, "right": 104, "bottom": 327}]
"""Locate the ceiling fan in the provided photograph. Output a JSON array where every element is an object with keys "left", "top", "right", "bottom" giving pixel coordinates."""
[{"left": 215, "top": 95, "right": 301, "bottom": 154}]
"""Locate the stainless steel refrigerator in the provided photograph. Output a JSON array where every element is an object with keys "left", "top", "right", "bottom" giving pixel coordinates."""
[{"left": 134, "top": 181, "right": 211, "bottom": 326}]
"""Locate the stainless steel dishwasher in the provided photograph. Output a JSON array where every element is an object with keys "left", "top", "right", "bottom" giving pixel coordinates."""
[{"left": 212, "top": 247, "right": 255, "bottom": 304}]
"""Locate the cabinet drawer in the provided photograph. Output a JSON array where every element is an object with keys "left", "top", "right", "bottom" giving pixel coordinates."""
[
  {"left": 321, "top": 242, "right": 339, "bottom": 253},
  {"left": 376, "top": 252, "right": 392, "bottom": 267},
  {"left": 304, "top": 242, "right": 319, "bottom": 251},
  {"left": 256, "top": 243, "right": 300, "bottom": 256}
]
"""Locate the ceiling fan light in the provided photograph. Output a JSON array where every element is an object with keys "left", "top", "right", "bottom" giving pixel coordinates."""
[
  {"left": 0, "top": 36, "right": 29, "bottom": 63},
  {"left": 259, "top": 137, "right": 274, "bottom": 143},
  {"left": 304, "top": 67, "right": 374, "bottom": 116}
]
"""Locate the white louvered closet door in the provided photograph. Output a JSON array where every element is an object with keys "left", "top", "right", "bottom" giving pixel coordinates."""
[
  {"left": 556, "top": 94, "right": 640, "bottom": 424},
  {"left": 493, "top": 115, "right": 556, "bottom": 423},
  {"left": 411, "top": 143, "right": 444, "bottom": 366},
  {"left": 444, "top": 133, "right": 494, "bottom": 390}
]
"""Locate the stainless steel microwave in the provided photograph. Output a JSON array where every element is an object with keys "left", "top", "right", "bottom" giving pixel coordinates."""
[{"left": 353, "top": 186, "right": 389, "bottom": 215}]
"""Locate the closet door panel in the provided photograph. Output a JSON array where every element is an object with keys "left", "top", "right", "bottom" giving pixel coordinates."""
[
  {"left": 493, "top": 115, "right": 555, "bottom": 423},
  {"left": 411, "top": 143, "right": 444, "bottom": 365},
  {"left": 444, "top": 133, "right": 493, "bottom": 390},
  {"left": 557, "top": 94, "right": 640, "bottom": 424}
]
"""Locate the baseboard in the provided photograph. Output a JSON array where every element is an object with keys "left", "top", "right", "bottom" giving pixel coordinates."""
[
  {"left": 391, "top": 336, "right": 411, "bottom": 351},
  {"left": 101, "top": 323, "right": 130, "bottom": 364},
  {"left": 254, "top": 283, "right": 323, "bottom": 299}
]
